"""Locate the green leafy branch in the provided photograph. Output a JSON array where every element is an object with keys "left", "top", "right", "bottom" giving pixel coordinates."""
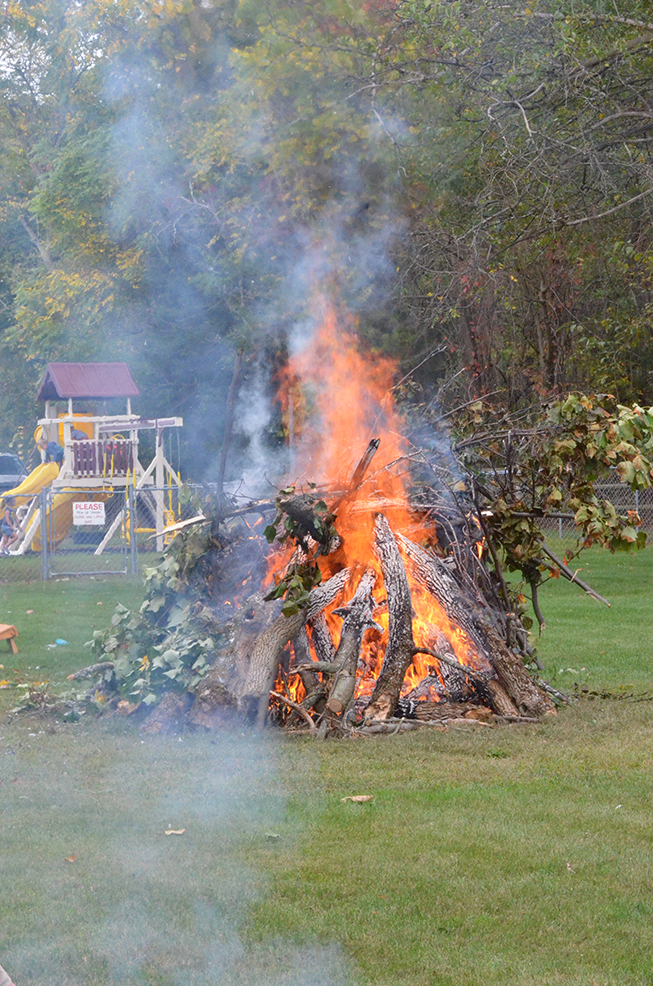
[{"left": 263, "top": 485, "right": 338, "bottom": 616}]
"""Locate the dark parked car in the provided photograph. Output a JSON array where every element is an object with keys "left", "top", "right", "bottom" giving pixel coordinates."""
[{"left": 0, "top": 452, "right": 26, "bottom": 492}]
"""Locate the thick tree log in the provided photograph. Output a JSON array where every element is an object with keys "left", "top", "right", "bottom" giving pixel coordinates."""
[
  {"left": 481, "top": 623, "right": 555, "bottom": 718},
  {"left": 365, "top": 515, "right": 416, "bottom": 721},
  {"left": 236, "top": 568, "right": 351, "bottom": 708},
  {"left": 397, "top": 535, "right": 553, "bottom": 718},
  {"left": 412, "top": 701, "right": 496, "bottom": 722},
  {"left": 310, "top": 612, "right": 336, "bottom": 663},
  {"left": 326, "top": 568, "right": 378, "bottom": 716},
  {"left": 396, "top": 533, "right": 492, "bottom": 661}
]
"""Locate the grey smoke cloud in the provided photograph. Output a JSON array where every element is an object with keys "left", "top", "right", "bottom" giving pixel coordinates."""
[{"left": 2, "top": 721, "right": 351, "bottom": 986}]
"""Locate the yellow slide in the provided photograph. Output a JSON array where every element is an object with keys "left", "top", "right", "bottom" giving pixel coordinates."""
[
  {"left": 23, "top": 490, "right": 111, "bottom": 550},
  {"left": 30, "top": 491, "right": 78, "bottom": 550},
  {"left": 2, "top": 462, "right": 59, "bottom": 507}
]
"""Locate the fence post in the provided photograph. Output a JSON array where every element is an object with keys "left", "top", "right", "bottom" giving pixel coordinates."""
[
  {"left": 129, "top": 489, "right": 138, "bottom": 576},
  {"left": 40, "top": 487, "right": 48, "bottom": 581}
]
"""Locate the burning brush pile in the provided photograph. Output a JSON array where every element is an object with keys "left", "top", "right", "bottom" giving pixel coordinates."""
[{"left": 80, "top": 303, "right": 555, "bottom": 736}]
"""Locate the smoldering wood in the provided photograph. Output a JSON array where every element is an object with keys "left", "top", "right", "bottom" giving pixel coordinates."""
[
  {"left": 396, "top": 532, "right": 494, "bottom": 658},
  {"left": 349, "top": 438, "right": 381, "bottom": 489},
  {"left": 365, "top": 515, "right": 416, "bottom": 721},
  {"left": 326, "top": 568, "right": 377, "bottom": 716},
  {"left": 421, "top": 630, "right": 477, "bottom": 701},
  {"left": 294, "top": 660, "right": 340, "bottom": 675},
  {"left": 412, "top": 645, "right": 488, "bottom": 689},
  {"left": 269, "top": 691, "right": 317, "bottom": 736},
  {"left": 277, "top": 493, "right": 337, "bottom": 552},
  {"left": 236, "top": 568, "right": 351, "bottom": 709}
]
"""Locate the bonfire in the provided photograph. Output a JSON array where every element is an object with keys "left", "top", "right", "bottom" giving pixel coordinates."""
[
  {"left": 77, "top": 299, "right": 555, "bottom": 736},
  {"left": 182, "top": 300, "right": 555, "bottom": 736}
]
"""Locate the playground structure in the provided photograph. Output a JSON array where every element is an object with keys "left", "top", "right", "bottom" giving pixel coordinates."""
[{"left": 4, "top": 362, "right": 182, "bottom": 555}]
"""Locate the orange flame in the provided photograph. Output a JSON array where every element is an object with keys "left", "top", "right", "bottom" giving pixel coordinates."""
[{"left": 270, "top": 295, "right": 483, "bottom": 710}]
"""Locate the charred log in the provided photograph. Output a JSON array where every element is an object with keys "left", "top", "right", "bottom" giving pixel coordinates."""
[
  {"left": 397, "top": 534, "right": 554, "bottom": 718},
  {"left": 291, "top": 626, "right": 321, "bottom": 695},
  {"left": 326, "top": 568, "right": 378, "bottom": 717},
  {"left": 365, "top": 515, "right": 416, "bottom": 721},
  {"left": 309, "top": 612, "right": 336, "bottom": 663}
]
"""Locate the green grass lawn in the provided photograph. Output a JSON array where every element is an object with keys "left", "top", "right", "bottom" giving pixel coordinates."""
[
  {"left": 533, "top": 541, "right": 653, "bottom": 695},
  {"left": 0, "top": 578, "right": 144, "bottom": 714},
  {"left": 1, "top": 548, "right": 653, "bottom": 985}
]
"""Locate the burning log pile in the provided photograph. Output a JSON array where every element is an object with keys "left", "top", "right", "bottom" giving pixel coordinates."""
[
  {"left": 185, "top": 470, "right": 555, "bottom": 738},
  {"left": 80, "top": 302, "right": 558, "bottom": 735}
]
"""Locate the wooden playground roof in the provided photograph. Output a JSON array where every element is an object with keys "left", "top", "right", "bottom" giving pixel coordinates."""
[{"left": 37, "top": 363, "right": 141, "bottom": 401}]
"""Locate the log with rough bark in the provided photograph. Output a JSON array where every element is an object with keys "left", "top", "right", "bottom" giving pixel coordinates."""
[
  {"left": 190, "top": 591, "right": 278, "bottom": 727},
  {"left": 326, "top": 568, "right": 378, "bottom": 717},
  {"left": 396, "top": 534, "right": 554, "bottom": 718},
  {"left": 365, "top": 514, "right": 416, "bottom": 720},
  {"left": 236, "top": 568, "right": 351, "bottom": 712},
  {"left": 309, "top": 611, "right": 336, "bottom": 663}
]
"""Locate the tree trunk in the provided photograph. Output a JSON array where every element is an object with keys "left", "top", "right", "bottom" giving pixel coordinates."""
[
  {"left": 365, "top": 514, "right": 416, "bottom": 720},
  {"left": 236, "top": 568, "right": 351, "bottom": 711},
  {"left": 326, "top": 568, "right": 377, "bottom": 716},
  {"left": 397, "top": 535, "right": 553, "bottom": 718}
]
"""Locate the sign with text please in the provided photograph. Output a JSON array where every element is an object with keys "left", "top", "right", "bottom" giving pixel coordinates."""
[{"left": 73, "top": 501, "right": 106, "bottom": 526}]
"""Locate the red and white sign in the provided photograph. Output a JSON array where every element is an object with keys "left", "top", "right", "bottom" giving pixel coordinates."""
[{"left": 73, "top": 501, "right": 105, "bottom": 526}]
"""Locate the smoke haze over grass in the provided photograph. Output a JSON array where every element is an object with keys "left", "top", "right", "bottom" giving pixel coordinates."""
[{"left": 1, "top": 719, "right": 351, "bottom": 986}]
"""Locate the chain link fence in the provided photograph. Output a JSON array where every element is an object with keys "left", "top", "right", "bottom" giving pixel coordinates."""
[
  {"left": 0, "top": 485, "right": 189, "bottom": 585},
  {"left": 539, "top": 474, "right": 653, "bottom": 538},
  {"left": 2, "top": 474, "right": 651, "bottom": 585}
]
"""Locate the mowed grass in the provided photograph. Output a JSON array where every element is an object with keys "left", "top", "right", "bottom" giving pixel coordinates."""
[
  {"left": 245, "top": 544, "right": 653, "bottom": 986},
  {"left": 0, "top": 578, "right": 144, "bottom": 714},
  {"left": 1, "top": 547, "right": 653, "bottom": 985},
  {"left": 248, "top": 703, "right": 653, "bottom": 986},
  {"left": 533, "top": 541, "right": 653, "bottom": 695}
]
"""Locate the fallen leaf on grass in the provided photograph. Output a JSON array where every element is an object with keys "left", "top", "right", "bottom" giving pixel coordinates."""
[
  {"left": 164, "top": 828, "right": 186, "bottom": 836},
  {"left": 566, "top": 862, "right": 574, "bottom": 873},
  {"left": 65, "top": 855, "right": 77, "bottom": 863},
  {"left": 341, "top": 795, "right": 374, "bottom": 803}
]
